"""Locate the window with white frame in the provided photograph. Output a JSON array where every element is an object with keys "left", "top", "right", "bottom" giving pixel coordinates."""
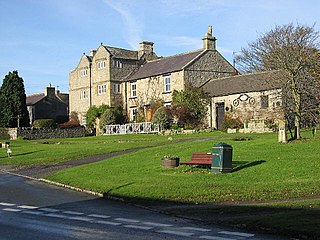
[
  {"left": 113, "top": 83, "right": 121, "bottom": 93},
  {"left": 80, "top": 90, "right": 88, "bottom": 99},
  {"left": 98, "top": 84, "right": 107, "bottom": 95},
  {"left": 164, "top": 75, "right": 171, "bottom": 93},
  {"left": 113, "top": 59, "right": 123, "bottom": 68},
  {"left": 97, "top": 60, "right": 106, "bottom": 69},
  {"left": 80, "top": 69, "right": 88, "bottom": 77},
  {"left": 81, "top": 116, "right": 87, "bottom": 126},
  {"left": 131, "top": 82, "right": 137, "bottom": 98},
  {"left": 131, "top": 108, "right": 137, "bottom": 122}
]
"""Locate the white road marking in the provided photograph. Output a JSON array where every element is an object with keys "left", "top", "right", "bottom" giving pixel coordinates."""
[
  {"left": 114, "top": 217, "right": 140, "bottom": 223},
  {"left": 68, "top": 216, "right": 93, "bottom": 222},
  {"left": 95, "top": 220, "right": 122, "bottom": 226},
  {"left": 157, "top": 230, "right": 194, "bottom": 237},
  {"left": 142, "top": 221, "right": 173, "bottom": 227},
  {"left": 45, "top": 213, "right": 69, "bottom": 219},
  {"left": 38, "top": 208, "right": 60, "bottom": 213},
  {"left": 219, "top": 231, "right": 255, "bottom": 238},
  {"left": 200, "top": 236, "right": 236, "bottom": 240},
  {"left": 88, "top": 214, "right": 111, "bottom": 219},
  {"left": 181, "top": 227, "right": 211, "bottom": 232},
  {"left": 63, "top": 211, "right": 84, "bottom": 215},
  {"left": 18, "top": 205, "right": 38, "bottom": 209},
  {"left": 0, "top": 202, "right": 16, "bottom": 206},
  {"left": 124, "top": 225, "right": 153, "bottom": 230},
  {"left": 2, "top": 208, "right": 21, "bottom": 212}
]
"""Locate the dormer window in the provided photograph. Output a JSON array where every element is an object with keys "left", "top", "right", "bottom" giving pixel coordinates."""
[
  {"left": 113, "top": 60, "right": 123, "bottom": 68},
  {"left": 97, "top": 60, "right": 106, "bottom": 69}
]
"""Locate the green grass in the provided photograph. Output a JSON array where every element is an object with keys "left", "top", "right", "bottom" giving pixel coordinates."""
[
  {"left": 3, "top": 131, "right": 319, "bottom": 238},
  {"left": 46, "top": 132, "right": 320, "bottom": 204},
  {"left": 0, "top": 134, "right": 176, "bottom": 165},
  {"left": 0, "top": 131, "right": 225, "bottom": 165}
]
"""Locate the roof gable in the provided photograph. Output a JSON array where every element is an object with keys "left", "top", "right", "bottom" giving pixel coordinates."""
[
  {"left": 128, "top": 50, "right": 204, "bottom": 81},
  {"left": 105, "top": 46, "right": 138, "bottom": 60},
  {"left": 202, "top": 70, "right": 284, "bottom": 97},
  {"left": 26, "top": 94, "right": 45, "bottom": 106}
]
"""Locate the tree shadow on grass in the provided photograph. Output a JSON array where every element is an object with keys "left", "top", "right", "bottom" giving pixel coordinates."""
[
  {"left": 13, "top": 150, "right": 44, "bottom": 157},
  {"left": 232, "top": 160, "right": 266, "bottom": 172},
  {"left": 0, "top": 150, "right": 44, "bottom": 159}
]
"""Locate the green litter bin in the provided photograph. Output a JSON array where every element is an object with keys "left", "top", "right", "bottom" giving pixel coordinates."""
[{"left": 212, "top": 142, "right": 233, "bottom": 173}]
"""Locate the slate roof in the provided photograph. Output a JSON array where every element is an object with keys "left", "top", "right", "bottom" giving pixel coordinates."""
[
  {"left": 201, "top": 70, "right": 284, "bottom": 97},
  {"left": 26, "top": 94, "right": 45, "bottom": 106},
  {"left": 106, "top": 46, "right": 138, "bottom": 60},
  {"left": 128, "top": 50, "right": 204, "bottom": 81}
]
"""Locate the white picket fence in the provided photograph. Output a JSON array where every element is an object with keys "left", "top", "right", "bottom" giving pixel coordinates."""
[{"left": 103, "top": 122, "right": 161, "bottom": 135}]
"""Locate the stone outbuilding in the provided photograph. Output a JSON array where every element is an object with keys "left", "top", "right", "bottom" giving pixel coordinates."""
[
  {"left": 201, "top": 70, "right": 285, "bottom": 131},
  {"left": 26, "top": 85, "right": 69, "bottom": 125}
]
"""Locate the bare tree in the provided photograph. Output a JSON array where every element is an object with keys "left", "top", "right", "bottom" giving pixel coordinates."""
[{"left": 236, "top": 23, "right": 320, "bottom": 139}]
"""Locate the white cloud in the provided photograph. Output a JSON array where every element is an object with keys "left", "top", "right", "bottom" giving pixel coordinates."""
[{"left": 103, "top": 0, "right": 143, "bottom": 49}]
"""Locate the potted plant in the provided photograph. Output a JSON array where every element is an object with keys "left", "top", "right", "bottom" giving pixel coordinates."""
[{"left": 161, "top": 155, "right": 180, "bottom": 168}]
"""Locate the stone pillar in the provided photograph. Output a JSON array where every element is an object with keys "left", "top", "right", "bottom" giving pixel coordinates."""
[{"left": 278, "top": 120, "right": 287, "bottom": 143}]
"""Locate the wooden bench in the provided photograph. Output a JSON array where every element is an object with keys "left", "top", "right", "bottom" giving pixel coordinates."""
[{"left": 180, "top": 152, "right": 212, "bottom": 166}]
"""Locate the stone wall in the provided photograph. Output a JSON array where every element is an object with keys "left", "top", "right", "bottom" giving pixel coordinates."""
[
  {"left": 184, "top": 50, "right": 236, "bottom": 87},
  {"left": 210, "top": 89, "right": 284, "bottom": 129},
  {"left": 3, "top": 127, "right": 86, "bottom": 140}
]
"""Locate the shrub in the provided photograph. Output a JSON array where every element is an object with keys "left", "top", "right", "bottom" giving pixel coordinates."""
[
  {"left": 221, "top": 115, "right": 243, "bottom": 131},
  {"left": 86, "top": 105, "right": 109, "bottom": 128},
  {"left": 171, "top": 87, "right": 209, "bottom": 129},
  {"left": 58, "top": 120, "right": 80, "bottom": 129},
  {"left": 152, "top": 106, "right": 172, "bottom": 129},
  {"left": 32, "top": 119, "right": 56, "bottom": 128},
  {"left": 99, "top": 108, "right": 116, "bottom": 129}
]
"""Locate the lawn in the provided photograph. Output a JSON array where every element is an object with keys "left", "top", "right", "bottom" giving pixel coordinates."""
[
  {"left": 0, "top": 134, "right": 176, "bottom": 165},
  {"left": 46, "top": 132, "right": 320, "bottom": 204},
  {"left": 2, "top": 131, "right": 319, "bottom": 238}
]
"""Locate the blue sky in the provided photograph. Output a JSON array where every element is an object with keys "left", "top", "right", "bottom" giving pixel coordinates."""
[{"left": 0, "top": 0, "right": 319, "bottom": 95}]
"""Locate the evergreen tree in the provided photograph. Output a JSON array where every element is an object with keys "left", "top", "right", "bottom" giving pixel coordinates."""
[{"left": 0, "top": 71, "right": 30, "bottom": 127}]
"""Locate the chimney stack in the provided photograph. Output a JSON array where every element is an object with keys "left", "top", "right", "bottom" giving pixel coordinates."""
[
  {"left": 45, "top": 84, "right": 56, "bottom": 98},
  {"left": 138, "top": 41, "right": 154, "bottom": 59},
  {"left": 202, "top": 25, "right": 216, "bottom": 50},
  {"left": 90, "top": 49, "right": 97, "bottom": 57}
]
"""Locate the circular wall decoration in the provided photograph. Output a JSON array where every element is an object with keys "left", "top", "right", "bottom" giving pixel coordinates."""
[
  {"left": 233, "top": 99, "right": 240, "bottom": 107},
  {"left": 239, "top": 94, "right": 249, "bottom": 101},
  {"left": 249, "top": 97, "right": 255, "bottom": 105}
]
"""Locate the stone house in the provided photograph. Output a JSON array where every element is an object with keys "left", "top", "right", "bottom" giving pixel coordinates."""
[
  {"left": 201, "top": 70, "right": 285, "bottom": 131},
  {"left": 69, "top": 26, "right": 237, "bottom": 124},
  {"left": 26, "top": 85, "right": 69, "bottom": 125}
]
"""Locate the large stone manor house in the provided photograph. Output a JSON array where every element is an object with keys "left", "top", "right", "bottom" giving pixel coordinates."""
[{"left": 69, "top": 26, "right": 238, "bottom": 126}]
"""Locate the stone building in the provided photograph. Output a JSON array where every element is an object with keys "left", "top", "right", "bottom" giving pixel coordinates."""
[
  {"left": 201, "top": 70, "right": 285, "bottom": 131},
  {"left": 69, "top": 26, "right": 237, "bottom": 124},
  {"left": 26, "top": 85, "right": 69, "bottom": 125}
]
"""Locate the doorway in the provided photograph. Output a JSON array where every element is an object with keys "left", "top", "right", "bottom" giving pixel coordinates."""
[{"left": 215, "top": 102, "right": 225, "bottom": 130}]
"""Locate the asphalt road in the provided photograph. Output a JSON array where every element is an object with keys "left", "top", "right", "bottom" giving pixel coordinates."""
[{"left": 0, "top": 172, "right": 287, "bottom": 240}]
